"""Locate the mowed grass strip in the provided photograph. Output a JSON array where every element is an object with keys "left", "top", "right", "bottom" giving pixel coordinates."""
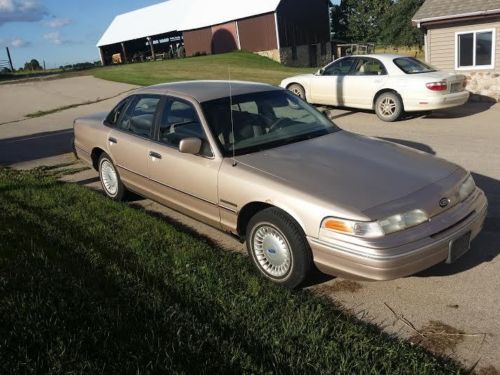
[
  {"left": 92, "top": 51, "right": 314, "bottom": 86},
  {"left": 0, "top": 168, "right": 461, "bottom": 374}
]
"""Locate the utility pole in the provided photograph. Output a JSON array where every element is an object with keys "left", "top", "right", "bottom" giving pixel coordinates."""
[
  {"left": 5, "top": 47, "right": 14, "bottom": 71},
  {"left": 43, "top": 60, "right": 46, "bottom": 71}
]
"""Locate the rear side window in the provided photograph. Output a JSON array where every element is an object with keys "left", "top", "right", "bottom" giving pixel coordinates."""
[
  {"left": 353, "top": 58, "right": 387, "bottom": 76},
  {"left": 117, "top": 96, "right": 161, "bottom": 138},
  {"left": 105, "top": 98, "right": 130, "bottom": 126},
  {"left": 393, "top": 57, "right": 436, "bottom": 74}
]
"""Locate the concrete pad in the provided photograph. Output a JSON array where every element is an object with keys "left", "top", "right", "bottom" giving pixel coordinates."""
[{"left": 0, "top": 76, "right": 136, "bottom": 124}]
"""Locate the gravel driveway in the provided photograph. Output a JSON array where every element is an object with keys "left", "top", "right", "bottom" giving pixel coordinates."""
[{"left": 0, "top": 76, "right": 498, "bottom": 372}]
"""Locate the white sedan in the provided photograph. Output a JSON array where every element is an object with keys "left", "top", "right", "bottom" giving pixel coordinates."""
[{"left": 280, "top": 54, "right": 469, "bottom": 122}]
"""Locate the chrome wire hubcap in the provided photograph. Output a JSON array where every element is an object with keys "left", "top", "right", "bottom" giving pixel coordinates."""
[
  {"left": 379, "top": 97, "right": 397, "bottom": 117},
  {"left": 100, "top": 160, "right": 118, "bottom": 196},
  {"left": 253, "top": 224, "right": 291, "bottom": 278}
]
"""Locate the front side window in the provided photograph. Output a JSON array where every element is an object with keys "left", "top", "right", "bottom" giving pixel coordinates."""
[
  {"left": 457, "top": 30, "right": 494, "bottom": 68},
  {"left": 201, "top": 90, "right": 339, "bottom": 157},
  {"left": 158, "top": 99, "right": 212, "bottom": 157},
  {"left": 393, "top": 57, "right": 436, "bottom": 74},
  {"left": 117, "top": 96, "right": 160, "bottom": 138},
  {"left": 323, "top": 57, "right": 356, "bottom": 76}
]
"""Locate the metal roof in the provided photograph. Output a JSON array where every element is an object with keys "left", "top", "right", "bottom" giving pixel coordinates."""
[
  {"left": 97, "top": 0, "right": 282, "bottom": 47},
  {"left": 413, "top": 0, "right": 500, "bottom": 23}
]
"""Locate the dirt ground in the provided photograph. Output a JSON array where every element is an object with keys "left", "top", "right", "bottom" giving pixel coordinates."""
[{"left": 0, "top": 77, "right": 498, "bottom": 372}]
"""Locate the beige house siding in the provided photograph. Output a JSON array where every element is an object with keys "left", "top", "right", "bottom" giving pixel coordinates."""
[{"left": 427, "top": 17, "right": 500, "bottom": 73}]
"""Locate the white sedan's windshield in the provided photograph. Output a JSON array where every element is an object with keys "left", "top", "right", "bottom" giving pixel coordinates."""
[{"left": 201, "top": 90, "right": 339, "bottom": 156}]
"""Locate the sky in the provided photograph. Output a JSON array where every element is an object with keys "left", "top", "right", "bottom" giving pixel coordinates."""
[{"left": 0, "top": 0, "right": 339, "bottom": 70}]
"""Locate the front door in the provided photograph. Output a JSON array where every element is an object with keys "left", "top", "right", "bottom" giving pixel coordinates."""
[
  {"left": 309, "top": 56, "right": 356, "bottom": 106},
  {"left": 148, "top": 97, "right": 222, "bottom": 228},
  {"left": 108, "top": 95, "right": 162, "bottom": 192}
]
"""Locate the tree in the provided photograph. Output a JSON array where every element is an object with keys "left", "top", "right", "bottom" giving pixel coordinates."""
[
  {"left": 330, "top": 1, "right": 351, "bottom": 41},
  {"left": 24, "top": 59, "right": 42, "bottom": 71},
  {"left": 380, "top": 0, "right": 425, "bottom": 47},
  {"left": 345, "top": 0, "right": 392, "bottom": 43}
]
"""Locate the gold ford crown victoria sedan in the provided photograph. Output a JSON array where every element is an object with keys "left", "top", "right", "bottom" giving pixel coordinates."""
[{"left": 73, "top": 81, "right": 487, "bottom": 288}]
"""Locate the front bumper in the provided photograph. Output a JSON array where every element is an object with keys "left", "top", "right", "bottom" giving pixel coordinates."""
[{"left": 309, "top": 189, "right": 487, "bottom": 280}]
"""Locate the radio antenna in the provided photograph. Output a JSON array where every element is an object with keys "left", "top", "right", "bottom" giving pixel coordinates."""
[{"left": 228, "top": 67, "right": 237, "bottom": 167}]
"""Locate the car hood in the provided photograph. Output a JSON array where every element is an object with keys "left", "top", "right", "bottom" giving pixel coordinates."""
[
  {"left": 75, "top": 112, "right": 108, "bottom": 124},
  {"left": 236, "top": 131, "right": 459, "bottom": 217},
  {"left": 281, "top": 73, "right": 314, "bottom": 84}
]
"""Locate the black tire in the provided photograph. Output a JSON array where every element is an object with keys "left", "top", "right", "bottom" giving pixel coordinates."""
[
  {"left": 375, "top": 92, "right": 404, "bottom": 122},
  {"left": 246, "top": 207, "right": 312, "bottom": 289},
  {"left": 287, "top": 84, "right": 306, "bottom": 100},
  {"left": 98, "top": 153, "right": 127, "bottom": 201}
]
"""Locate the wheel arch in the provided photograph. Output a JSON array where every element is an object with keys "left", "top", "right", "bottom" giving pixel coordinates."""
[
  {"left": 90, "top": 147, "right": 106, "bottom": 171},
  {"left": 237, "top": 201, "right": 306, "bottom": 239},
  {"left": 373, "top": 88, "right": 405, "bottom": 110}
]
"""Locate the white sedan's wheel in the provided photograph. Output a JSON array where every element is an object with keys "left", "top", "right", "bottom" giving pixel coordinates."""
[
  {"left": 287, "top": 84, "right": 306, "bottom": 100},
  {"left": 375, "top": 92, "right": 403, "bottom": 122},
  {"left": 98, "top": 153, "right": 126, "bottom": 201}
]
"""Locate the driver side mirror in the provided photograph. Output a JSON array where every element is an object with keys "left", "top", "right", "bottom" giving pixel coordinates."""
[
  {"left": 179, "top": 137, "right": 202, "bottom": 155},
  {"left": 317, "top": 68, "right": 325, "bottom": 76}
]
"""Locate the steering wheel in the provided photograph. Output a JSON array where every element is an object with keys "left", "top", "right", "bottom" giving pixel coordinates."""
[{"left": 269, "top": 118, "right": 292, "bottom": 133}]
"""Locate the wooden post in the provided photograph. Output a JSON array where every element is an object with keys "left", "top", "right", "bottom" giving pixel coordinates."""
[
  {"left": 6, "top": 47, "right": 14, "bottom": 71},
  {"left": 147, "top": 37, "right": 156, "bottom": 61},
  {"left": 98, "top": 47, "right": 105, "bottom": 66},
  {"left": 121, "top": 42, "right": 128, "bottom": 63}
]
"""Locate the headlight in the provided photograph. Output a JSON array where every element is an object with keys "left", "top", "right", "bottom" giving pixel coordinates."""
[
  {"left": 320, "top": 209, "right": 429, "bottom": 240},
  {"left": 458, "top": 175, "right": 476, "bottom": 201}
]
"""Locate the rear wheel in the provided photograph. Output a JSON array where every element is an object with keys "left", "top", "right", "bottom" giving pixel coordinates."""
[
  {"left": 287, "top": 84, "right": 306, "bottom": 100},
  {"left": 98, "top": 153, "right": 127, "bottom": 201},
  {"left": 246, "top": 208, "right": 312, "bottom": 289},
  {"left": 375, "top": 92, "right": 403, "bottom": 122}
]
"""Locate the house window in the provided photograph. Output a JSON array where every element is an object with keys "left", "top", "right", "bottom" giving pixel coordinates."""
[{"left": 456, "top": 29, "right": 495, "bottom": 69}]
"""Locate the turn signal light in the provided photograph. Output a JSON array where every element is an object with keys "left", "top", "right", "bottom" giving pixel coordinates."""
[{"left": 426, "top": 82, "right": 448, "bottom": 91}]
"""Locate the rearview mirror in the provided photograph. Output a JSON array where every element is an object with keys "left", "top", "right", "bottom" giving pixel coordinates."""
[{"left": 179, "top": 138, "right": 202, "bottom": 155}]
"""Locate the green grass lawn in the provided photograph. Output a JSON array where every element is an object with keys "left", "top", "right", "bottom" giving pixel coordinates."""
[
  {"left": 92, "top": 51, "right": 313, "bottom": 86},
  {"left": 0, "top": 167, "right": 462, "bottom": 373}
]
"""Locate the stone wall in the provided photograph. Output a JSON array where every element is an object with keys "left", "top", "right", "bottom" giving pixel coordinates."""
[
  {"left": 255, "top": 49, "right": 281, "bottom": 63},
  {"left": 279, "top": 42, "right": 333, "bottom": 67},
  {"left": 465, "top": 72, "right": 500, "bottom": 102}
]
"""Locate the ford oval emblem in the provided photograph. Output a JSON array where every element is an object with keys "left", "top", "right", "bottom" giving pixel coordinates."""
[{"left": 439, "top": 198, "right": 450, "bottom": 208}]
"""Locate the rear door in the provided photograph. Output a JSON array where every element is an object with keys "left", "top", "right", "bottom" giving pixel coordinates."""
[
  {"left": 309, "top": 56, "right": 356, "bottom": 106},
  {"left": 342, "top": 57, "right": 389, "bottom": 108},
  {"left": 108, "top": 94, "right": 162, "bottom": 191}
]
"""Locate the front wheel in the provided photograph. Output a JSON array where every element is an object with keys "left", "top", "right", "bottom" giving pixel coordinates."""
[
  {"left": 246, "top": 208, "right": 312, "bottom": 289},
  {"left": 287, "top": 84, "right": 306, "bottom": 100},
  {"left": 375, "top": 92, "right": 404, "bottom": 122}
]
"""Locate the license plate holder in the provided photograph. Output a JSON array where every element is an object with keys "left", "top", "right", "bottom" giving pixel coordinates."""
[{"left": 447, "top": 232, "right": 471, "bottom": 264}]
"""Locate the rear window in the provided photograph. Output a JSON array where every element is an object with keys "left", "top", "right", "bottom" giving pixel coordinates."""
[{"left": 393, "top": 57, "right": 436, "bottom": 74}]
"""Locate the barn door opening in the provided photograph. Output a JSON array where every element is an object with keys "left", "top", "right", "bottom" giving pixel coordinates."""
[{"left": 309, "top": 44, "right": 318, "bottom": 67}]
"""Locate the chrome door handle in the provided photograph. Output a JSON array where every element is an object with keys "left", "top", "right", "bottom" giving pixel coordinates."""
[
  {"left": 149, "top": 151, "right": 162, "bottom": 159},
  {"left": 108, "top": 137, "right": 117, "bottom": 144}
]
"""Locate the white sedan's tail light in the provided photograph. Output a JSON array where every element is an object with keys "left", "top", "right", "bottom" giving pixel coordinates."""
[{"left": 426, "top": 81, "right": 448, "bottom": 91}]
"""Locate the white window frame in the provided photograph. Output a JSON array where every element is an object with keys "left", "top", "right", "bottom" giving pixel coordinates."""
[{"left": 455, "top": 28, "right": 496, "bottom": 70}]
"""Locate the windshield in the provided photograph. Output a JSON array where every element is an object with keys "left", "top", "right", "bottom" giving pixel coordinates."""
[
  {"left": 201, "top": 90, "right": 339, "bottom": 157},
  {"left": 393, "top": 57, "right": 437, "bottom": 74}
]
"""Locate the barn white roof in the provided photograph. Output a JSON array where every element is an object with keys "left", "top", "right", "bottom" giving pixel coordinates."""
[{"left": 97, "top": 0, "right": 282, "bottom": 47}]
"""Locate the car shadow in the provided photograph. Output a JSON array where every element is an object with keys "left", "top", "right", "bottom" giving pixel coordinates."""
[
  {"left": 380, "top": 137, "right": 500, "bottom": 278},
  {"left": 0, "top": 129, "right": 74, "bottom": 165},
  {"left": 325, "top": 101, "right": 496, "bottom": 122}
]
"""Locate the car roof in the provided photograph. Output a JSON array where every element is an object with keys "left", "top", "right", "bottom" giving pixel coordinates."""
[
  {"left": 134, "top": 80, "right": 281, "bottom": 103},
  {"left": 338, "top": 54, "right": 412, "bottom": 63}
]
